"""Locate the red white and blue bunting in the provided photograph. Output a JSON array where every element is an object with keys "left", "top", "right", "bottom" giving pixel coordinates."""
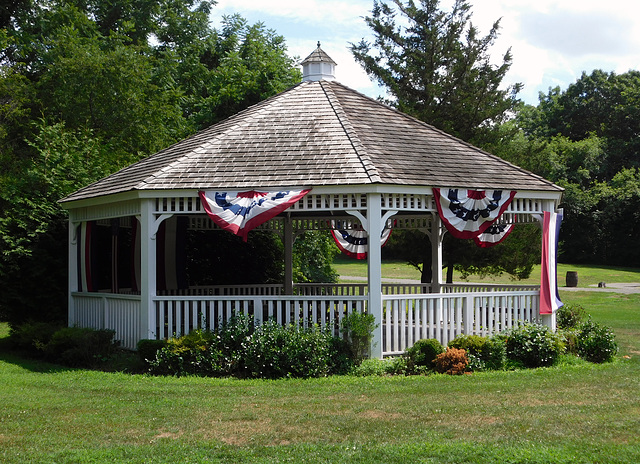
[
  {"left": 199, "top": 189, "right": 311, "bottom": 241},
  {"left": 330, "top": 221, "right": 393, "bottom": 259},
  {"left": 473, "top": 221, "right": 515, "bottom": 248},
  {"left": 433, "top": 188, "right": 516, "bottom": 241},
  {"left": 540, "top": 211, "right": 563, "bottom": 315}
]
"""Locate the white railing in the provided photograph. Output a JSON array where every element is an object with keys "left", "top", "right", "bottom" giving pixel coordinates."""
[
  {"left": 71, "top": 293, "right": 142, "bottom": 350},
  {"left": 443, "top": 283, "right": 539, "bottom": 293},
  {"left": 382, "top": 290, "right": 540, "bottom": 355},
  {"left": 71, "top": 287, "right": 541, "bottom": 356},
  {"left": 153, "top": 295, "right": 368, "bottom": 340}
]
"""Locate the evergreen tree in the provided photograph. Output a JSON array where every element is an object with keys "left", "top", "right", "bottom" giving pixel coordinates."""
[{"left": 351, "top": 0, "right": 520, "bottom": 144}]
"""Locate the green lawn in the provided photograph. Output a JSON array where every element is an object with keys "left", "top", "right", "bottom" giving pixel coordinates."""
[
  {"left": 335, "top": 255, "right": 640, "bottom": 287},
  {"left": 1, "top": 263, "right": 639, "bottom": 463}
]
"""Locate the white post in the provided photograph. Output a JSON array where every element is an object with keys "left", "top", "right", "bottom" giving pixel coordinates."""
[
  {"left": 367, "top": 192, "right": 384, "bottom": 359},
  {"left": 140, "top": 199, "right": 157, "bottom": 341},
  {"left": 68, "top": 212, "right": 79, "bottom": 327},
  {"left": 431, "top": 213, "right": 444, "bottom": 293},
  {"left": 540, "top": 200, "right": 557, "bottom": 332}
]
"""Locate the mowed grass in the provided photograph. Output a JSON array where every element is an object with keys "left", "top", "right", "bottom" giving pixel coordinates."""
[
  {"left": 1, "top": 263, "right": 639, "bottom": 463},
  {"left": 335, "top": 255, "right": 640, "bottom": 287}
]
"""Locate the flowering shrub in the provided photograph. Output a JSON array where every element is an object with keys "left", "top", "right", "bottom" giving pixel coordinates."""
[
  {"left": 505, "top": 323, "right": 564, "bottom": 368},
  {"left": 148, "top": 315, "right": 354, "bottom": 378},
  {"left": 576, "top": 318, "right": 618, "bottom": 363}
]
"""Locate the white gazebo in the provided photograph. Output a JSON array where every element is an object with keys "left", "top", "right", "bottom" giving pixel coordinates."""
[{"left": 60, "top": 45, "right": 563, "bottom": 356}]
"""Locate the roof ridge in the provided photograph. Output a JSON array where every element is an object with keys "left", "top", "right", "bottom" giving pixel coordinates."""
[{"left": 319, "top": 81, "right": 382, "bottom": 184}]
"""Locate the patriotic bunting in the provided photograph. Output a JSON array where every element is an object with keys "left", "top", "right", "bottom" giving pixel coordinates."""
[
  {"left": 433, "top": 188, "right": 516, "bottom": 240},
  {"left": 473, "top": 222, "right": 515, "bottom": 248},
  {"left": 540, "top": 211, "right": 563, "bottom": 315},
  {"left": 330, "top": 221, "right": 393, "bottom": 259},
  {"left": 199, "top": 189, "right": 311, "bottom": 241}
]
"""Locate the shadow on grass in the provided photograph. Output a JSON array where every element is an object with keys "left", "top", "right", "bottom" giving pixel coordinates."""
[{"left": 0, "top": 346, "right": 76, "bottom": 373}]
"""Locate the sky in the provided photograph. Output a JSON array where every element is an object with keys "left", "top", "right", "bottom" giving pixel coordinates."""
[{"left": 210, "top": 0, "right": 640, "bottom": 105}]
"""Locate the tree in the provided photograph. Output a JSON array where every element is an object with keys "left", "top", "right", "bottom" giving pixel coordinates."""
[
  {"left": 519, "top": 70, "right": 640, "bottom": 181},
  {"left": 354, "top": 0, "right": 528, "bottom": 282},
  {"left": 0, "top": 0, "right": 303, "bottom": 326},
  {"left": 351, "top": 0, "right": 520, "bottom": 144}
]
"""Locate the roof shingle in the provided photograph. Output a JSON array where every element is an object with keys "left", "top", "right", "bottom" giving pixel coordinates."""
[{"left": 61, "top": 80, "right": 562, "bottom": 203}]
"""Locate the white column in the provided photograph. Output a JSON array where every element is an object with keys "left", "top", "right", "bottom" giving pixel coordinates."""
[
  {"left": 283, "top": 216, "right": 294, "bottom": 295},
  {"left": 67, "top": 212, "right": 79, "bottom": 328},
  {"left": 367, "top": 193, "right": 384, "bottom": 359},
  {"left": 431, "top": 213, "right": 444, "bottom": 293},
  {"left": 140, "top": 199, "right": 157, "bottom": 341}
]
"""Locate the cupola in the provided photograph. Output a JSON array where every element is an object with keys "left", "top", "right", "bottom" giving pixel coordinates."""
[{"left": 300, "top": 41, "right": 337, "bottom": 81}]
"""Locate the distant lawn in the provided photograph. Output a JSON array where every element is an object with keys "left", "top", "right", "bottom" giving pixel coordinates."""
[{"left": 334, "top": 256, "right": 640, "bottom": 287}]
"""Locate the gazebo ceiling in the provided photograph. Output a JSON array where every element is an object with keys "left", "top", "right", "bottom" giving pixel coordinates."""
[{"left": 61, "top": 80, "right": 562, "bottom": 204}]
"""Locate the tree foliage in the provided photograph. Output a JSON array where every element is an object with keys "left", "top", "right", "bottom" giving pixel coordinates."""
[
  {"left": 351, "top": 0, "right": 520, "bottom": 144},
  {"left": 0, "top": 0, "right": 301, "bottom": 325},
  {"left": 491, "top": 70, "right": 640, "bottom": 265},
  {"left": 355, "top": 0, "right": 527, "bottom": 281}
]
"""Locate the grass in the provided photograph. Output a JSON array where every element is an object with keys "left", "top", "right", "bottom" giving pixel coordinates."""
[
  {"left": 335, "top": 255, "right": 640, "bottom": 287},
  {"left": 1, "top": 263, "right": 639, "bottom": 463}
]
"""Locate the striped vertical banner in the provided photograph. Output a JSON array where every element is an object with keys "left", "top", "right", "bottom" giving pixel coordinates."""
[
  {"left": 540, "top": 211, "right": 563, "bottom": 315},
  {"left": 131, "top": 218, "right": 141, "bottom": 293},
  {"left": 77, "top": 221, "right": 94, "bottom": 292},
  {"left": 156, "top": 216, "right": 188, "bottom": 292}
]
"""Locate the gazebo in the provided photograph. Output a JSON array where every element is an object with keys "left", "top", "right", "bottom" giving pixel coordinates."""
[{"left": 60, "top": 44, "right": 564, "bottom": 357}]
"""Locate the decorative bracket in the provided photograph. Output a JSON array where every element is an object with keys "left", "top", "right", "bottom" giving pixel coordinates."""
[{"left": 150, "top": 213, "right": 174, "bottom": 240}]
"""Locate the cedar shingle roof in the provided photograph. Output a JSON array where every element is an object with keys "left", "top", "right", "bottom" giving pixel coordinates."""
[{"left": 61, "top": 80, "right": 562, "bottom": 203}]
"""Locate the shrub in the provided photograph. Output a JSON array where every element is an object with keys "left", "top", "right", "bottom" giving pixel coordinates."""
[
  {"left": 349, "top": 357, "right": 409, "bottom": 376},
  {"left": 244, "top": 321, "right": 336, "bottom": 379},
  {"left": 341, "top": 312, "right": 378, "bottom": 362},
  {"left": 505, "top": 323, "right": 564, "bottom": 368},
  {"left": 559, "top": 329, "right": 580, "bottom": 355},
  {"left": 434, "top": 347, "right": 468, "bottom": 375},
  {"left": 148, "top": 329, "right": 231, "bottom": 377},
  {"left": 44, "top": 327, "right": 118, "bottom": 367},
  {"left": 557, "top": 304, "right": 587, "bottom": 329},
  {"left": 136, "top": 339, "right": 168, "bottom": 365},
  {"left": 9, "top": 321, "right": 62, "bottom": 354},
  {"left": 149, "top": 319, "right": 349, "bottom": 379},
  {"left": 405, "top": 338, "right": 445, "bottom": 371},
  {"left": 576, "top": 319, "right": 618, "bottom": 363},
  {"left": 451, "top": 334, "right": 507, "bottom": 371},
  {"left": 448, "top": 335, "right": 487, "bottom": 357}
]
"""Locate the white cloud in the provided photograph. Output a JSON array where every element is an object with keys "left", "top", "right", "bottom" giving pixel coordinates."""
[{"left": 210, "top": 0, "right": 640, "bottom": 105}]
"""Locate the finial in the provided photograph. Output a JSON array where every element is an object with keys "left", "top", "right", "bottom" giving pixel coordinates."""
[{"left": 317, "top": 41, "right": 321, "bottom": 48}]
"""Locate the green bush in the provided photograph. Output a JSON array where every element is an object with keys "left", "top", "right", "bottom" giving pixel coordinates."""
[
  {"left": 505, "top": 323, "right": 564, "bottom": 368},
  {"left": 349, "top": 357, "right": 409, "bottom": 376},
  {"left": 44, "top": 327, "right": 118, "bottom": 367},
  {"left": 244, "top": 321, "right": 337, "bottom": 379},
  {"left": 448, "top": 335, "right": 486, "bottom": 356},
  {"left": 148, "top": 318, "right": 352, "bottom": 379},
  {"left": 148, "top": 329, "right": 232, "bottom": 377},
  {"left": 136, "top": 339, "right": 168, "bottom": 364},
  {"left": 450, "top": 334, "right": 507, "bottom": 371},
  {"left": 9, "top": 321, "right": 62, "bottom": 354},
  {"left": 557, "top": 304, "right": 587, "bottom": 329},
  {"left": 341, "top": 312, "right": 378, "bottom": 362},
  {"left": 576, "top": 319, "right": 618, "bottom": 363},
  {"left": 405, "top": 338, "right": 444, "bottom": 371}
]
